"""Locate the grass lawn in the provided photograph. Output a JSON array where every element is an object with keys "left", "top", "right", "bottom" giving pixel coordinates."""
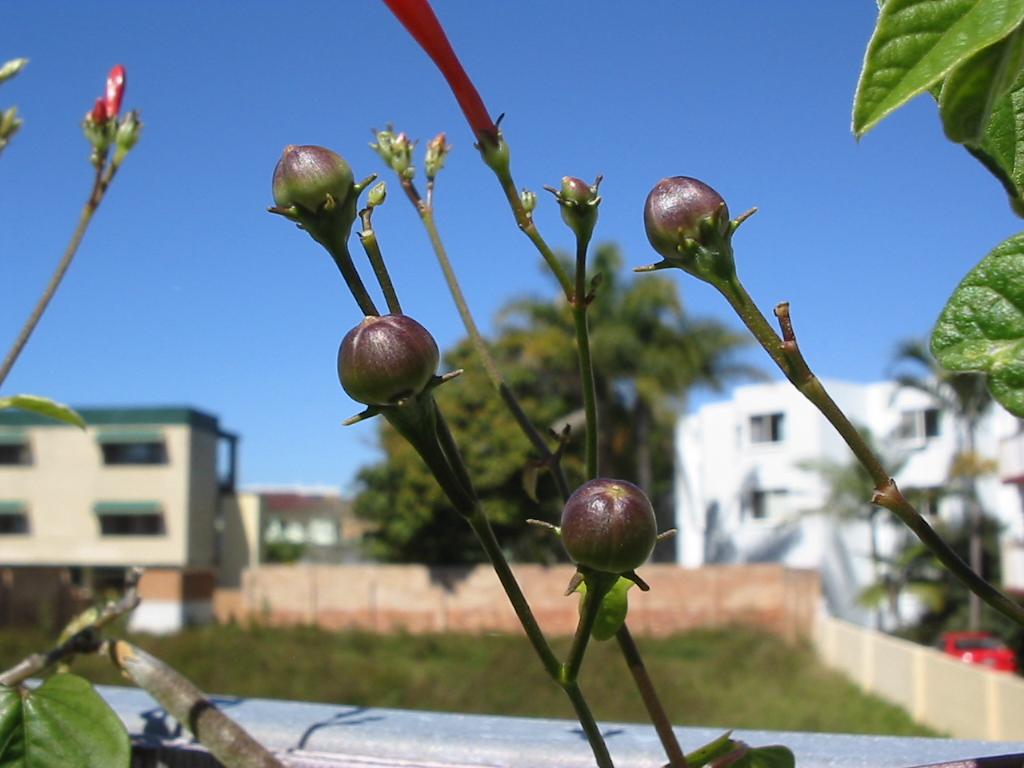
[{"left": 0, "top": 624, "right": 933, "bottom": 736}]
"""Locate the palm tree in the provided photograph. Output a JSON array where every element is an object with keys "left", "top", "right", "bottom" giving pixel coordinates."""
[
  {"left": 890, "top": 339, "right": 994, "bottom": 630},
  {"left": 498, "top": 243, "right": 762, "bottom": 558}
]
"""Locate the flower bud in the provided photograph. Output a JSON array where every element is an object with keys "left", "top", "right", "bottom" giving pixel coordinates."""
[
  {"left": 371, "top": 128, "right": 416, "bottom": 180},
  {"left": 0, "top": 58, "right": 28, "bottom": 85},
  {"left": 560, "top": 478, "right": 657, "bottom": 574},
  {"left": 367, "top": 181, "right": 387, "bottom": 208},
  {"left": 272, "top": 145, "right": 355, "bottom": 213},
  {"left": 642, "top": 176, "right": 741, "bottom": 281},
  {"left": 424, "top": 132, "right": 451, "bottom": 179},
  {"left": 338, "top": 314, "right": 440, "bottom": 406},
  {"left": 548, "top": 175, "right": 601, "bottom": 242},
  {"left": 520, "top": 188, "right": 537, "bottom": 213},
  {"left": 644, "top": 177, "right": 728, "bottom": 256},
  {"left": 113, "top": 110, "right": 142, "bottom": 161}
]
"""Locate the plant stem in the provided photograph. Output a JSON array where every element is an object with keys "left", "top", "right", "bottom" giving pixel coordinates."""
[
  {"left": 0, "top": 161, "right": 120, "bottom": 389},
  {"left": 476, "top": 139, "right": 684, "bottom": 767},
  {"left": 358, "top": 209, "right": 402, "bottom": 314},
  {"left": 572, "top": 233, "right": 599, "bottom": 479},
  {"left": 488, "top": 164, "right": 573, "bottom": 299},
  {"left": 715, "top": 275, "right": 1024, "bottom": 628},
  {"left": 109, "top": 641, "right": 283, "bottom": 768},
  {"left": 385, "top": 395, "right": 615, "bottom": 766},
  {"left": 615, "top": 626, "right": 688, "bottom": 767},
  {"left": 403, "top": 179, "right": 570, "bottom": 498},
  {"left": 562, "top": 573, "right": 613, "bottom": 685},
  {"left": 465, "top": 510, "right": 613, "bottom": 767},
  {"left": 314, "top": 228, "right": 379, "bottom": 317},
  {"left": 0, "top": 567, "right": 141, "bottom": 687}
]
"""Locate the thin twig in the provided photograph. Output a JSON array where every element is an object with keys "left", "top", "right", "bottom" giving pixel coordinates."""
[
  {"left": 0, "top": 567, "right": 143, "bottom": 687},
  {"left": 714, "top": 278, "right": 1024, "bottom": 627},
  {"left": 0, "top": 161, "right": 121, "bottom": 388},
  {"left": 358, "top": 207, "right": 402, "bottom": 314}
]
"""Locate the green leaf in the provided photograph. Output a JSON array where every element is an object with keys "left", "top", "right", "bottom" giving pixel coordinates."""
[
  {"left": 729, "top": 746, "right": 796, "bottom": 768},
  {"left": 931, "top": 232, "right": 1024, "bottom": 415},
  {"left": 685, "top": 731, "right": 736, "bottom": 767},
  {"left": 853, "top": 0, "right": 1024, "bottom": 137},
  {"left": 0, "top": 675, "right": 130, "bottom": 768},
  {"left": 575, "top": 576, "right": 634, "bottom": 641},
  {"left": 969, "top": 69, "right": 1024, "bottom": 214},
  {"left": 0, "top": 395, "right": 85, "bottom": 429},
  {"left": 939, "top": 25, "right": 1024, "bottom": 143}
]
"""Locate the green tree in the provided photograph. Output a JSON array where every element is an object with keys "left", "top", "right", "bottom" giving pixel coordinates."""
[
  {"left": 354, "top": 243, "right": 758, "bottom": 563},
  {"left": 890, "top": 339, "right": 995, "bottom": 630}
]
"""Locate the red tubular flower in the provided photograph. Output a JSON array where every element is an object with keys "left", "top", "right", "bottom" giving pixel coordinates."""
[
  {"left": 381, "top": 0, "right": 498, "bottom": 144},
  {"left": 105, "top": 64, "right": 126, "bottom": 120}
]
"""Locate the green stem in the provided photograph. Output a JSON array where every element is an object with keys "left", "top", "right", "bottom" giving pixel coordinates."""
[
  {"left": 488, "top": 164, "right": 573, "bottom": 299},
  {"left": 358, "top": 210, "right": 402, "bottom": 314},
  {"left": 562, "top": 572, "right": 613, "bottom": 684},
  {"left": 314, "top": 228, "right": 379, "bottom": 317},
  {"left": 413, "top": 191, "right": 570, "bottom": 498},
  {"left": 386, "top": 395, "right": 614, "bottom": 765},
  {"left": 0, "top": 161, "right": 120, "bottom": 389},
  {"left": 572, "top": 233, "right": 599, "bottom": 479},
  {"left": 615, "top": 627, "right": 688, "bottom": 767},
  {"left": 563, "top": 681, "right": 615, "bottom": 768},
  {"left": 466, "top": 509, "right": 613, "bottom": 768},
  {"left": 715, "top": 274, "right": 1024, "bottom": 628}
]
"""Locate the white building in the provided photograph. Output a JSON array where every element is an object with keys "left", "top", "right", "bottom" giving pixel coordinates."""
[{"left": 674, "top": 380, "right": 1024, "bottom": 627}]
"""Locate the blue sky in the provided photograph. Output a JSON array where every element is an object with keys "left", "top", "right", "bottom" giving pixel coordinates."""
[{"left": 1, "top": 2, "right": 1019, "bottom": 491}]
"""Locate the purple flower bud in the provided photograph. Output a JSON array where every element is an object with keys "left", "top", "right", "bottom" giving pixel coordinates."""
[
  {"left": 643, "top": 176, "right": 729, "bottom": 260},
  {"left": 560, "top": 478, "right": 657, "bottom": 574},
  {"left": 338, "top": 314, "right": 440, "bottom": 406},
  {"left": 272, "top": 145, "right": 355, "bottom": 213}
]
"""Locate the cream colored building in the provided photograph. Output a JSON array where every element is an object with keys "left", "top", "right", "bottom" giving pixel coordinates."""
[{"left": 0, "top": 406, "right": 238, "bottom": 633}]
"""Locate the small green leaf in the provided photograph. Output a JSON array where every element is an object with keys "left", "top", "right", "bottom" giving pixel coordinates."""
[
  {"left": 576, "top": 576, "right": 634, "bottom": 641},
  {"left": 931, "top": 232, "right": 1024, "bottom": 415},
  {"left": 0, "top": 395, "right": 85, "bottom": 429},
  {"left": 939, "top": 25, "right": 1024, "bottom": 143},
  {"left": 854, "top": 0, "right": 1024, "bottom": 137},
  {"left": 685, "top": 731, "right": 736, "bottom": 767},
  {"left": 728, "top": 746, "right": 796, "bottom": 768},
  {"left": 0, "top": 675, "right": 130, "bottom": 768}
]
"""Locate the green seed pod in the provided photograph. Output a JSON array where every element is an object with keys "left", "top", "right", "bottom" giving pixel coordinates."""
[
  {"left": 560, "top": 478, "right": 657, "bottom": 574},
  {"left": 338, "top": 314, "right": 439, "bottom": 406},
  {"left": 272, "top": 145, "right": 355, "bottom": 213},
  {"left": 643, "top": 176, "right": 728, "bottom": 260}
]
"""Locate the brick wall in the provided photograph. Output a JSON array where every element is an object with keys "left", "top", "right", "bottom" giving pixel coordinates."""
[{"left": 223, "top": 563, "right": 820, "bottom": 639}]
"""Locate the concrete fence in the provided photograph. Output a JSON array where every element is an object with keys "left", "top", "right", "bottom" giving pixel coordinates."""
[
  {"left": 217, "top": 563, "right": 820, "bottom": 639},
  {"left": 814, "top": 613, "right": 1024, "bottom": 740}
]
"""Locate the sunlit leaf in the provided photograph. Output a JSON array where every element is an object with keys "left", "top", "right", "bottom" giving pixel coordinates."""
[
  {"left": 931, "top": 232, "right": 1024, "bottom": 415},
  {"left": 854, "top": 0, "right": 1024, "bottom": 136},
  {"left": 968, "top": 69, "right": 1024, "bottom": 215},
  {"left": 939, "top": 25, "right": 1024, "bottom": 143},
  {"left": 0, "top": 675, "right": 130, "bottom": 768},
  {"left": 0, "top": 395, "right": 85, "bottom": 429}
]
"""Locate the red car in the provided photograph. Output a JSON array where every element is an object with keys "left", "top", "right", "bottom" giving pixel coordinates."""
[{"left": 939, "top": 631, "right": 1018, "bottom": 673}]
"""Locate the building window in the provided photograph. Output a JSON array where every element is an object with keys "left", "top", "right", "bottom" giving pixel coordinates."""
[
  {"left": 0, "top": 434, "right": 30, "bottom": 466},
  {"left": 95, "top": 501, "right": 165, "bottom": 536},
  {"left": 748, "top": 489, "right": 787, "bottom": 520},
  {"left": 98, "top": 430, "right": 167, "bottom": 465},
  {"left": 0, "top": 502, "right": 28, "bottom": 534},
  {"left": 895, "top": 408, "right": 941, "bottom": 442},
  {"left": 750, "top": 413, "right": 785, "bottom": 444}
]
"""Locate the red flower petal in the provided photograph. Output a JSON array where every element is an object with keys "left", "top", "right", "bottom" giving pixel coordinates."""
[
  {"left": 382, "top": 0, "right": 498, "bottom": 143},
  {"left": 105, "top": 64, "right": 126, "bottom": 119}
]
